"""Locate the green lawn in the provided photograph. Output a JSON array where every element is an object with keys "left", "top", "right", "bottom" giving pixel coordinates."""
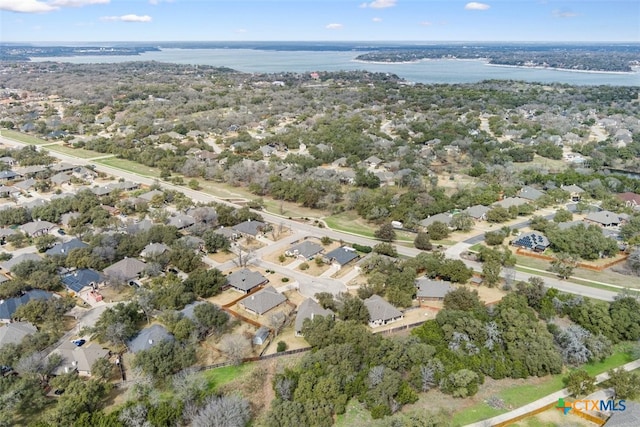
[
  {"left": 95, "top": 157, "right": 162, "bottom": 178},
  {"left": 0, "top": 129, "right": 48, "bottom": 144},
  {"left": 324, "top": 211, "right": 376, "bottom": 238},
  {"left": 45, "top": 144, "right": 108, "bottom": 159},
  {"left": 452, "top": 344, "right": 636, "bottom": 426},
  {"left": 200, "top": 363, "right": 252, "bottom": 392}
]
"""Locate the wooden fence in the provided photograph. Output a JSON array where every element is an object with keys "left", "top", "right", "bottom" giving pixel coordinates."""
[{"left": 515, "top": 248, "right": 628, "bottom": 272}]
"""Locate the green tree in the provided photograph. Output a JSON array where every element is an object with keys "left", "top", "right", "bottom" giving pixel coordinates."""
[
  {"left": 486, "top": 206, "right": 511, "bottom": 223},
  {"left": 202, "top": 229, "right": 231, "bottom": 253},
  {"left": 484, "top": 230, "right": 506, "bottom": 246},
  {"left": 553, "top": 209, "right": 573, "bottom": 223},
  {"left": 564, "top": 369, "right": 596, "bottom": 397},
  {"left": 34, "top": 234, "right": 58, "bottom": 252},
  {"left": 451, "top": 213, "right": 474, "bottom": 232},
  {"left": 133, "top": 340, "right": 197, "bottom": 381},
  {"left": 427, "top": 221, "right": 450, "bottom": 240},
  {"left": 374, "top": 223, "right": 396, "bottom": 242},
  {"left": 482, "top": 258, "right": 502, "bottom": 288},
  {"left": 337, "top": 293, "right": 370, "bottom": 324},
  {"left": 607, "top": 368, "right": 640, "bottom": 399},
  {"left": 413, "top": 231, "right": 432, "bottom": 250},
  {"left": 550, "top": 253, "right": 578, "bottom": 279},
  {"left": 443, "top": 287, "right": 484, "bottom": 312}
]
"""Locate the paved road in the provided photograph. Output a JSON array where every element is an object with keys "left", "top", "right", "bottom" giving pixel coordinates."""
[{"left": 0, "top": 133, "right": 619, "bottom": 302}]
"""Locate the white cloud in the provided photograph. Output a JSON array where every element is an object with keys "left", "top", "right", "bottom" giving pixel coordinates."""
[
  {"left": 372, "top": 17, "right": 382, "bottom": 22},
  {"left": 101, "top": 14, "right": 152, "bottom": 22},
  {"left": 235, "top": 28, "right": 247, "bottom": 33},
  {"left": 149, "top": 0, "right": 173, "bottom": 5},
  {"left": 325, "top": 23, "right": 344, "bottom": 30},
  {"left": 50, "top": 0, "right": 109, "bottom": 7},
  {"left": 420, "top": 21, "right": 432, "bottom": 26},
  {"left": 552, "top": 9, "right": 578, "bottom": 18},
  {"left": 360, "top": 0, "right": 397, "bottom": 9},
  {"left": 0, "top": 0, "right": 58, "bottom": 13},
  {"left": 464, "top": 2, "right": 490, "bottom": 11}
]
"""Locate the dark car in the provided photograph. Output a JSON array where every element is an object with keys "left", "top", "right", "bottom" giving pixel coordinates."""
[
  {"left": 53, "top": 389, "right": 65, "bottom": 395},
  {"left": 57, "top": 229, "right": 66, "bottom": 235},
  {"left": 71, "top": 339, "right": 86, "bottom": 347}
]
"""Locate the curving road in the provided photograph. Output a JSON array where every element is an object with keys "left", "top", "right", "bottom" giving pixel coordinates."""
[{"left": 0, "top": 132, "right": 620, "bottom": 301}]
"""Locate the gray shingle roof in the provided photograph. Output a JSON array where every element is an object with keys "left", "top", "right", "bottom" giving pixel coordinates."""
[
  {"left": 0, "top": 253, "right": 42, "bottom": 272},
  {"left": 420, "top": 213, "right": 453, "bottom": 227},
  {"left": 103, "top": 258, "right": 147, "bottom": 281},
  {"left": 295, "top": 298, "right": 333, "bottom": 334},
  {"left": 286, "top": 241, "right": 324, "bottom": 259},
  {"left": 518, "top": 186, "right": 545, "bottom": 201},
  {"left": 20, "top": 220, "right": 55, "bottom": 236},
  {"left": 324, "top": 247, "right": 359, "bottom": 266},
  {"left": 604, "top": 402, "right": 640, "bottom": 427},
  {"left": 464, "top": 205, "right": 490, "bottom": 219},
  {"left": 226, "top": 268, "right": 268, "bottom": 293},
  {"left": 364, "top": 295, "right": 403, "bottom": 323},
  {"left": 415, "top": 277, "right": 454, "bottom": 299},
  {"left": 0, "top": 322, "right": 37, "bottom": 346},
  {"left": 232, "top": 220, "right": 266, "bottom": 237},
  {"left": 493, "top": 197, "right": 529, "bottom": 209},
  {"left": 51, "top": 341, "right": 110, "bottom": 376},
  {"left": 586, "top": 210, "right": 622, "bottom": 226},
  {"left": 180, "top": 301, "right": 207, "bottom": 321},
  {"left": 140, "top": 242, "right": 170, "bottom": 258},
  {"left": 561, "top": 184, "right": 585, "bottom": 194},
  {"left": 0, "top": 290, "right": 53, "bottom": 321},
  {"left": 46, "top": 239, "right": 88, "bottom": 256},
  {"left": 127, "top": 324, "right": 174, "bottom": 353},
  {"left": 239, "top": 286, "right": 286, "bottom": 315},
  {"left": 167, "top": 214, "right": 195, "bottom": 229}
]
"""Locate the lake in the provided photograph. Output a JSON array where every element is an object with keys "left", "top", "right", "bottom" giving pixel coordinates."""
[{"left": 31, "top": 48, "right": 640, "bottom": 86}]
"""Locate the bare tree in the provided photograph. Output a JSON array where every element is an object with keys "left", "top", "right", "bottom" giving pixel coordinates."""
[
  {"left": 219, "top": 334, "right": 251, "bottom": 365},
  {"left": 233, "top": 246, "right": 255, "bottom": 268},
  {"left": 191, "top": 394, "right": 251, "bottom": 427},
  {"left": 118, "top": 404, "right": 152, "bottom": 427}
]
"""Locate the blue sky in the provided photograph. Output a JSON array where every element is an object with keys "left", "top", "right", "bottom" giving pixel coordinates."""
[{"left": 0, "top": 0, "right": 638, "bottom": 43}]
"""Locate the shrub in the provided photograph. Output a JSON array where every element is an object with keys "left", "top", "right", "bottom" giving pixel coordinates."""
[
  {"left": 299, "top": 262, "right": 310, "bottom": 271},
  {"left": 277, "top": 341, "right": 287, "bottom": 352},
  {"left": 281, "top": 277, "right": 289, "bottom": 283}
]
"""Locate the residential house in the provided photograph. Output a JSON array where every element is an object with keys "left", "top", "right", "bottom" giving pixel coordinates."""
[
  {"left": 60, "top": 212, "right": 81, "bottom": 227},
  {"left": 323, "top": 246, "right": 359, "bottom": 267},
  {"left": 167, "top": 214, "right": 196, "bottom": 230},
  {"left": 0, "top": 170, "right": 19, "bottom": 183},
  {"left": 258, "top": 145, "right": 276, "bottom": 157},
  {"left": 415, "top": 277, "right": 454, "bottom": 303},
  {"left": 617, "top": 192, "right": 640, "bottom": 210},
  {"left": 177, "top": 235, "right": 205, "bottom": 252},
  {"left": 72, "top": 166, "right": 97, "bottom": 181},
  {"left": 140, "top": 242, "right": 171, "bottom": 259},
  {"left": 363, "top": 295, "right": 404, "bottom": 328},
  {"left": 603, "top": 401, "right": 640, "bottom": 426},
  {"left": 253, "top": 326, "right": 270, "bottom": 345},
  {"left": 50, "top": 172, "right": 72, "bottom": 187},
  {"left": 0, "top": 290, "right": 54, "bottom": 323},
  {"left": 14, "top": 165, "right": 46, "bottom": 178},
  {"left": 13, "top": 178, "right": 36, "bottom": 192},
  {"left": 103, "top": 257, "right": 147, "bottom": 282},
  {"left": 419, "top": 213, "right": 453, "bottom": 229},
  {"left": 186, "top": 206, "right": 218, "bottom": 225},
  {"left": 179, "top": 301, "right": 208, "bottom": 321},
  {"left": 493, "top": 197, "right": 529, "bottom": 209},
  {"left": 285, "top": 240, "right": 324, "bottom": 260},
  {"left": 364, "top": 155, "right": 383, "bottom": 168},
  {"left": 464, "top": 205, "right": 490, "bottom": 221},
  {"left": 562, "top": 184, "right": 585, "bottom": 202},
  {"left": 226, "top": 268, "right": 269, "bottom": 294},
  {"left": 45, "top": 239, "right": 88, "bottom": 257},
  {"left": 61, "top": 268, "right": 104, "bottom": 294},
  {"left": 50, "top": 163, "right": 75, "bottom": 173},
  {"left": 512, "top": 231, "right": 551, "bottom": 252},
  {"left": 0, "top": 157, "right": 16, "bottom": 167},
  {"left": 239, "top": 286, "right": 287, "bottom": 316},
  {"left": 294, "top": 298, "right": 334, "bottom": 336},
  {"left": 585, "top": 211, "right": 624, "bottom": 227},
  {"left": 50, "top": 341, "right": 110, "bottom": 377},
  {"left": 232, "top": 220, "right": 266, "bottom": 238},
  {"left": 139, "top": 189, "right": 164, "bottom": 202},
  {"left": 557, "top": 220, "right": 587, "bottom": 231},
  {"left": 20, "top": 220, "right": 55, "bottom": 237},
  {"left": 127, "top": 324, "right": 174, "bottom": 354},
  {"left": 0, "top": 186, "right": 19, "bottom": 198},
  {"left": 518, "top": 186, "right": 545, "bottom": 202},
  {"left": 0, "top": 322, "right": 37, "bottom": 346},
  {"left": 0, "top": 253, "right": 42, "bottom": 274}
]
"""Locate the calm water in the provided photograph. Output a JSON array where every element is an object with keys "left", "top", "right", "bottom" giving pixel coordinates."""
[{"left": 32, "top": 48, "right": 640, "bottom": 86}]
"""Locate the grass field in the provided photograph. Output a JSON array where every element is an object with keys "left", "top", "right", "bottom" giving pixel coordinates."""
[
  {"left": 324, "top": 211, "right": 376, "bottom": 238},
  {"left": 451, "top": 343, "right": 635, "bottom": 426},
  {"left": 94, "top": 157, "right": 162, "bottom": 178},
  {"left": 200, "top": 363, "right": 252, "bottom": 392},
  {"left": 0, "top": 129, "right": 48, "bottom": 145},
  {"left": 44, "top": 144, "right": 108, "bottom": 159}
]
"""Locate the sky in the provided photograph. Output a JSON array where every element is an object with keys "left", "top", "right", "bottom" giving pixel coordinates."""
[{"left": 0, "top": 0, "right": 638, "bottom": 43}]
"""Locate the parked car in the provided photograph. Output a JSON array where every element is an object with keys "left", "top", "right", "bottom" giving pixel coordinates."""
[
  {"left": 53, "top": 389, "right": 65, "bottom": 395},
  {"left": 71, "top": 339, "right": 86, "bottom": 347}
]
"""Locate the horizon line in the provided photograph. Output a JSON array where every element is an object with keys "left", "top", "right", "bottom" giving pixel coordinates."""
[{"left": 2, "top": 40, "right": 639, "bottom": 44}]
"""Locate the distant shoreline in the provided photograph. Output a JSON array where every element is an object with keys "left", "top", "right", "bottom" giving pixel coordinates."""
[{"left": 353, "top": 57, "right": 638, "bottom": 75}]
